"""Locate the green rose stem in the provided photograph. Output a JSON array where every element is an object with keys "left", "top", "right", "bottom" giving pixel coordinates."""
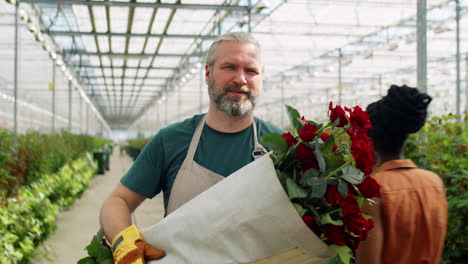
[
  {"left": 320, "top": 208, "right": 342, "bottom": 217},
  {"left": 326, "top": 162, "right": 349, "bottom": 178}
]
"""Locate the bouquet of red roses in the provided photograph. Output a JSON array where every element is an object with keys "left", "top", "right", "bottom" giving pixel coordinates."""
[{"left": 260, "top": 102, "right": 381, "bottom": 264}]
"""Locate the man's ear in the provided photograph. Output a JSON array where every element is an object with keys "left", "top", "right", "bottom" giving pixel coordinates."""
[{"left": 205, "top": 64, "right": 211, "bottom": 85}]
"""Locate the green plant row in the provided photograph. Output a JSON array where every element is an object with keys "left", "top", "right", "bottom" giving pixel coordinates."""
[
  {"left": 404, "top": 114, "right": 468, "bottom": 264},
  {"left": 127, "top": 137, "right": 151, "bottom": 150},
  {"left": 0, "top": 130, "right": 111, "bottom": 197},
  {"left": 0, "top": 155, "right": 96, "bottom": 264}
]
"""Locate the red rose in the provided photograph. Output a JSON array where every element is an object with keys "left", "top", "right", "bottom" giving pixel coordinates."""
[
  {"left": 357, "top": 176, "right": 381, "bottom": 198},
  {"left": 329, "top": 102, "right": 348, "bottom": 127},
  {"left": 301, "top": 163, "right": 319, "bottom": 173},
  {"left": 321, "top": 132, "right": 330, "bottom": 142},
  {"left": 338, "top": 195, "right": 361, "bottom": 215},
  {"left": 299, "top": 123, "right": 319, "bottom": 142},
  {"left": 282, "top": 132, "right": 297, "bottom": 148},
  {"left": 325, "top": 185, "right": 342, "bottom": 205},
  {"left": 324, "top": 225, "right": 346, "bottom": 246},
  {"left": 301, "top": 116, "right": 308, "bottom": 122},
  {"left": 343, "top": 214, "right": 369, "bottom": 238},
  {"left": 321, "top": 133, "right": 338, "bottom": 152},
  {"left": 302, "top": 214, "right": 320, "bottom": 236},
  {"left": 302, "top": 214, "right": 315, "bottom": 226},
  {"left": 350, "top": 132, "right": 374, "bottom": 176},
  {"left": 346, "top": 106, "right": 372, "bottom": 133},
  {"left": 295, "top": 143, "right": 317, "bottom": 165}
]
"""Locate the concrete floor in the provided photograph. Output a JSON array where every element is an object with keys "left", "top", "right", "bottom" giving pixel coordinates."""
[{"left": 35, "top": 149, "right": 165, "bottom": 264}]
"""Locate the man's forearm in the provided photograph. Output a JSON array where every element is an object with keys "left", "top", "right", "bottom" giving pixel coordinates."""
[{"left": 100, "top": 196, "right": 133, "bottom": 242}]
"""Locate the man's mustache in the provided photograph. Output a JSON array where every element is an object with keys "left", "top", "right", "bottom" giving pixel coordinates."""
[{"left": 223, "top": 85, "right": 251, "bottom": 97}]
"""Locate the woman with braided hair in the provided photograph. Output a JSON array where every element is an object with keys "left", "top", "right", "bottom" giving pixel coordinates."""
[{"left": 356, "top": 85, "right": 448, "bottom": 264}]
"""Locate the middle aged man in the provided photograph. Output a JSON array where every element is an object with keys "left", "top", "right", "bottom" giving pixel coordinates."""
[{"left": 100, "top": 32, "right": 284, "bottom": 264}]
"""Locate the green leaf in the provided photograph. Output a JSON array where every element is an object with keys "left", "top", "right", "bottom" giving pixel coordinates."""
[
  {"left": 320, "top": 214, "right": 343, "bottom": 226},
  {"left": 322, "top": 134, "right": 336, "bottom": 153},
  {"left": 276, "top": 169, "right": 289, "bottom": 183},
  {"left": 77, "top": 257, "right": 96, "bottom": 264},
  {"left": 324, "top": 256, "right": 342, "bottom": 264},
  {"left": 98, "top": 259, "right": 114, "bottom": 264},
  {"left": 293, "top": 203, "right": 307, "bottom": 217},
  {"left": 362, "top": 213, "right": 373, "bottom": 220},
  {"left": 299, "top": 169, "right": 319, "bottom": 186},
  {"left": 314, "top": 138, "right": 326, "bottom": 172},
  {"left": 286, "top": 178, "right": 308, "bottom": 199},
  {"left": 86, "top": 235, "right": 111, "bottom": 261},
  {"left": 324, "top": 154, "right": 344, "bottom": 169},
  {"left": 330, "top": 245, "right": 353, "bottom": 264},
  {"left": 260, "top": 134, "right": 288, "bottom": 153},
  {"left": 338, "top": 179, "right": 348, "bottom": 198},
  {"left": 357, "top": 196, "right": 364, "bottom": 207},
  {"left": 341, "top": 166, "right": 364, "bottom": 184},
  {"left": 285, "top": 105, "right": 303, "bottom": 133},
  {"left": 86, "top": 235, "right": 102, "bottom": 258},
  {"left": 310, "top": 177, "right": 327, "bottom": 198}
]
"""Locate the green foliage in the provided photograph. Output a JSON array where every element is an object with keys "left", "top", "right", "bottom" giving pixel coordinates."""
[
  {"left": 78, "top": 234, "right": 113, "bottom": 264},
  {"left": 404, "top": 114, "right": 468, "bottom": 264},
  {"left": 127, "top": 138, "right": 151, "bottom": 150},
  {"left": 0, "top": 156, "right": 96, "bottom": 264},
  {"left": 0, "top": 130, "right": 108, "bottom": 197}
]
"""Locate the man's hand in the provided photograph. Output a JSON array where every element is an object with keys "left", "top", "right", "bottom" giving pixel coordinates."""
[{"left": 111, "top": 225, "right": 166, "bottom": 264}]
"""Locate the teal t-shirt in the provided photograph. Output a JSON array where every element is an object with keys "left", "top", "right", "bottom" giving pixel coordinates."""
[{"left": 121, "top": 114, "right": 284, "bottom": 211}]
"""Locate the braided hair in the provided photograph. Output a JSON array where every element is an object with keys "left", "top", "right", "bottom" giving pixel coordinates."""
[{"left": 366, "top": 84, "right": 432, "bottom": 155}]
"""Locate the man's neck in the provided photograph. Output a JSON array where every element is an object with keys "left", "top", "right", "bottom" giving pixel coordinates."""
[
  {"left": 205, "top": 105, "right": 254, "bottom": 133},
  {"left": 375, "top": 153, "right": 404, "bottom": 167}
]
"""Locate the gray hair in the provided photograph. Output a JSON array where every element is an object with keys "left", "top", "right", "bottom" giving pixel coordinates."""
[{"left": 204, "top": 32, "right": 261, "bottom": 66}]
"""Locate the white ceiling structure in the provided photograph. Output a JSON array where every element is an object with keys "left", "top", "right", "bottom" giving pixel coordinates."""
[{"left": 0, "top": 0, "right": 467, "bottom": 136}]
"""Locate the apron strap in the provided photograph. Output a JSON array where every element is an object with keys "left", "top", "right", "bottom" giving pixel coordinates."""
[
  {"left": 252, "top": 119, "right": 268, "bottom": 160},
  {"left": 185, "top": 115, "right": 207, "bottom": 161},
  {"left": 186, "top": 115, "right": 267, "bottom": 161}
]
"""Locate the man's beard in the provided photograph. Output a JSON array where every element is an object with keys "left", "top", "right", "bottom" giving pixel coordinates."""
[{"left": 208, "top": 78, "right": 257, "bottom": 119}]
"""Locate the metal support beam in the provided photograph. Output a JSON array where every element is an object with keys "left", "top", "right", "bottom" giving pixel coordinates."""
[
  {"left": 456, "top": 0, "right": 461, "bottom": 121},
  {"left": 13, "top": 2, "right": 19, "bottom": 147},
  {"left": 28, "top": 0, "right": 249, "bottom": 11},
  {"left": 417, "top": 0, "right": 427, "bottom": 93},
  {"left": 52, "top": 62, "right": 56, "bottom": 133},
  {"left": 85, "top": 76, "right": 168, "bottom": 80},
  {"left": 42, "top": 30, "right": 216, "bottom": 40},
  {"left": 338, "top": 49, "right": 343, "bottom": 105},
  {"left": 79, "top": 97, "right": 82, "bottom": 133},
  {"left": 79, "top": 65, "right": 177, "bottom": 70},
  {"left": 68, "top": 80, "right": 72, "bottom": 131},
  {"left": 64, "top": 50, "right": 202, "bottom": 58}
]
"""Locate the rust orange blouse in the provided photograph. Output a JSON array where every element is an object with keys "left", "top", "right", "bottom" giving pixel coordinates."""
[{"left": 371, "top": 159, "right": 448, "bottom": 264}]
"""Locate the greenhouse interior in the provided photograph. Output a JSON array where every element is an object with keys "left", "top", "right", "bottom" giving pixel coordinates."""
[{"left": 0, "top": 0, "right": 467, "bottom": 263}]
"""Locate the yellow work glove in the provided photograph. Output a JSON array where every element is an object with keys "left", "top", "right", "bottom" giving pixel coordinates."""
[{"left": 111, "top": 225, "right": 166, "bottom": 264}]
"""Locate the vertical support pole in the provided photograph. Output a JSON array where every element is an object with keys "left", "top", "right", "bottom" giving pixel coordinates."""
[
  {"left": 164, "top": 100, "right": 168, "bottom": 126},
  {"left": 455, "top": 0, "right": 461, "bottom": 121},
  {"left": 338, "top": 49, "right": 343, "bottom": 105},
  {"left": 177, "top": 86, "right": 180, "bottom": 120},
  {"left": 79, "top": 96, "right": 83, "bottom": 133},
  {"left": 247, "top": 0, "right": 252, "bottom": 33},
  {"left": 13, "top": 1, "right": 19, "bottom": 147},
  {"left": 417, "top": 0, "right": 427, "bottom": 93},
  {"left": 52, "top": 62, "right": 56, "bottom": 133},
  {"left": 465, "top": 54, "right": 468, "bottom": 114},
  {"left": 281, "top": 77, "right": 284, "bottom": 128},
  {"left": 200, "top": 57, "right": 204, "bottom": 113},
  {"left": 378, "top": 74, "right": 382, "bottom": 97},
  {"left": 68, "top": 80, "right": 72, "bottom": 131},
  {"left": 86, "top": 103, "right": 89, "bottom": 134}
]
